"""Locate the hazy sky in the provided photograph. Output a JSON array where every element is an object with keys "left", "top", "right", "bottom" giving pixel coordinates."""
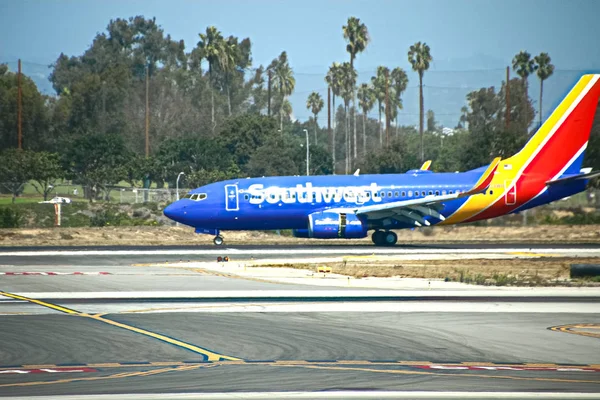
[{"left": 1, "top": 0, "right": 599, "bottom": 124}]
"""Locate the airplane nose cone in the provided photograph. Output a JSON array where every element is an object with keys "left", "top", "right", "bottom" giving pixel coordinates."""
[{"left": 163, "top": 203, "right": 179, "bottom": 220}]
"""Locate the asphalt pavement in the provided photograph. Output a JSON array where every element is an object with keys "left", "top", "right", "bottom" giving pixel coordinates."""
[{"left": 0, "top": 244, "right": 599, "bottom": 397}]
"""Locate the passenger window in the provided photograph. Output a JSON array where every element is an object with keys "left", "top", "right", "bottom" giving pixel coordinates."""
[
  {"left": 421, "top": 191, "right": 426, "bottom": 196},
  {"left": 428, "top": 190, "right": 433, "bottom": 196},
  {"left": 394, "top": 191, "right": 399, "bottom": 197},
  {"left": 388, "top": 191, "right": 392, "bottom": 197},
  {"left": 442, "top": 190, "right": 447, "bottom": 195},
  {"left": 380, "top": 191, "right": 385, "bottom": 197},
  {"left": 407, "top": 191, "right": 412, "bottom": 197},
  {"left": 435, "top": 190, "right": 440, "bottom": 196},
  {"left": 490, "top": 190, "right": 494, "bottom": 195},
  {"left": 244, "top": 194, "right": 249, "bottom": 200},
  {"left": 401, "top": 191, "right": 406, "bottom": 197}
]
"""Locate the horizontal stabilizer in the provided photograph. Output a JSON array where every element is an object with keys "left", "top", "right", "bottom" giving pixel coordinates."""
[{"left": 546, "top": 170, "right": 600, "bottom": 186}]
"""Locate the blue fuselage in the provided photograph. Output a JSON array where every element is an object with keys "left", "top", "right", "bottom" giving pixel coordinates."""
[{"left": 163, "top": 169, "right": 585, "bottom": 234}]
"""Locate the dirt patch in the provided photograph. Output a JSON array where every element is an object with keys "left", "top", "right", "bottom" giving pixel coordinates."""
[
  {"left": 256, "top": 257, "right": 600, "bottom": 287},
  {"left": 0, "top": 225, "right": 599, "bottom": 247}
]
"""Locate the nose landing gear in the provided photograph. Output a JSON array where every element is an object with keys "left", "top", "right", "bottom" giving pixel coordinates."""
[{"left": 371, "top": 230, "right": 397, "bottom": 246}]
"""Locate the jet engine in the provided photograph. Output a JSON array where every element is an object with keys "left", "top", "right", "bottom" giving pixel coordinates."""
[{"left": 292, "top": 211, "right": 368, "bottom": 239}]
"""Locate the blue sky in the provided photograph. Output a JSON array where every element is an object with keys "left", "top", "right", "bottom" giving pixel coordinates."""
[{"left": 1, "top": 0, "right": 599, "bottom": 126}]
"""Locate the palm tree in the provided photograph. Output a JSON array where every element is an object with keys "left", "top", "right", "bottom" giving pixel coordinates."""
[
  {"left": 339, "top": 62, "right": 357, "bottom": 174},
  {"left": 271, "top": 51, "right": 295, "bottom": 131},
  {"left": 533, "top": 52, "right": 554, "bottom": 128},
  {"left": 357, "top": 83, "right": 375, "bottom": 155},
  {"left": 459, "top": 106, "right": 468, "bottom": 129},
  {"left": 343, "top": 17, "right": 370, "bottom": 162},
  {"left": 408, "top": 42, "right": 433, "bottom": 162},
  {"left": 221, "top": 36, "right": 251, "bottom": 117},
  {"left": 371, "top": 67, "right": 387, "bottom": 147},
  {"left": 390, "top": 67, "right": 408, "bottom": 135},
  {"left": 325, "top": 62, "right": 343, "bottom": 172},
  {"left": 306, "top": 92, "right": 324, "bottom": 145},
  {"left": 197, "top": 26, "right": 227, "bottom": 133},
  {"left": 512, "top": 50, "right": 536, "bottom": 100}
]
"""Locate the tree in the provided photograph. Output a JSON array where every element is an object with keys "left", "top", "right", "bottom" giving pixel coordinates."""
[
  {"left": 371, "top": 67, "right": 387, "bottom": 147},
  {"left": 533, "top": 52, "right": 555, "bottom": 128},
  {"left": 197, "top": 26, "right": 227, "bottom": 133},
  {"left": 357, "top": 83, "right": 375, "bottom": 156},
  {"left": 339, "top": 62, "right": 357, "bottom": 174},
  {"left": 218, "top": 113, "right": 279, "bottom": 171},
  {"left": 271, "top": 52, "right": 295, "bottom": 131},
  {"left": 512, "top": 50, "right": 536, "bottom": 130},
  {"left": 343, "top": 17, "right": 370, "bottom": 162},
  {"left": 361, "top": 135, "right": 419, "bottom": 174},
  {"left": 426, "top": 109, "right": 437, "bottom": 132},
  {"left": 63, "top": 133, "right": 131, "bottom": 201},
  {"left": 390, "top": 67, "right": 409, "bottom": 134},
  {"left": 0, "top": 149, "right": 35, "bottom": 203},
  {"left": 325, "top": 62, "right": 343, "bottom": 172},
  {"left": 219, "top": 36, "right": 252, "bottom": 117},
  {"left": 31, "top": 152, "right": 65, "bottom": 201},
  {"left": 306, "top": 92, "right": 324, "bottom": 145},
  {"left": 0, "top": 68, "right": 50, "bottom": 151},
  {"left": 408, "top": 41, "right": 433, "bottom": 163}
]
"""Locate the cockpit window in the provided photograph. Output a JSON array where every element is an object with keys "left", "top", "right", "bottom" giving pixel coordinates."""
[{"left": 183, "top": 193, "right": 207, "bottom": 201}]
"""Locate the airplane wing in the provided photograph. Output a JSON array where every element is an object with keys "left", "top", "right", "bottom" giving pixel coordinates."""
[
  {"left": 420, "top": 160, "right": 432, "bottom": 171},
  {"left": 347, "top": 157, "right": 501, "bottom": 226}
]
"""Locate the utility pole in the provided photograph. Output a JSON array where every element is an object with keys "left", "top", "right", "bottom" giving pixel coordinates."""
[
  {"left": 267, "top": 70, "right": 272, "bottom": 117},
  {"left": 145, "top": 65, "right": 150, "bottom": 157},
  {"left": 17, "top": 59, "right": 22, "bottom": 150},
  {"left": 505, "top": 66, "right": 510, "bottom": 130},
  {"left": 327, "top": 86, "right": 331, "bottom": 153},
  {"left": 384, "top": 68, "right": 390, "bottom": 147}
]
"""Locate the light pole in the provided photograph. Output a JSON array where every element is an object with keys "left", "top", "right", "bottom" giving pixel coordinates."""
[
  {"left": 176, "top": 172, "right": 185, "bottom": 201},
  {"left": 303, "top": 129, "right": 310, "bottom": 176}
]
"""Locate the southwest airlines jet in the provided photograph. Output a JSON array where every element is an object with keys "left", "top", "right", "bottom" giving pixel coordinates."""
[{"left": 164, "top": 74, "right": 600, "bottom": 246}]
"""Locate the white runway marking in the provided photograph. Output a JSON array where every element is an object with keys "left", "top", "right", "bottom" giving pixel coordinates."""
[{"left": 0, "top": 248, "right": 599, "bottom": 257}]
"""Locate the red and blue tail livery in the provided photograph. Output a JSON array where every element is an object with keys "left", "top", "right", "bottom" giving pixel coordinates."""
[{"left": 164, "top": 75, "right": 600, "bottom": 246}]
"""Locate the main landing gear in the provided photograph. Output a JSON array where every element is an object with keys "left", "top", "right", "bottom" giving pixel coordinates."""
[
  {"left": 371, "top": 230, "right": 398, "bottom": 246},
  {"left": 213, "top": 235, "right": 224, "bottom": 246}
]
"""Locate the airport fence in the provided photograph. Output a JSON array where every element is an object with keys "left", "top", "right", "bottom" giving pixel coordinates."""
[{"left": 1, "top": 183, "right": 190, "bottom": 204}]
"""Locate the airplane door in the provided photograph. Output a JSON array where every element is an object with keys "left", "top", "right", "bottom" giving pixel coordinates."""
[
  {"left": 225, "top": 184, "right": 239, "bottom": 211},
  {"left": 505, "top": 180, "right": 516, "bottom": 205}
]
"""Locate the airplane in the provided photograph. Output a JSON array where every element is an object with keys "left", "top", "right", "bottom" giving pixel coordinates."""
[{"left": 164, "top": 74, "right": 600, "bottom": 246}]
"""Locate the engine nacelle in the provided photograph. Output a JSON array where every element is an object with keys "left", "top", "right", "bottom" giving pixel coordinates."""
[{"left": 293, "top": 211, "right": 368, "bottom": 239}]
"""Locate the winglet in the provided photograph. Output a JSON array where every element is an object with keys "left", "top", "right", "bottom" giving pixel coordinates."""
[
  {"left": 353, "top": 169, "right": 360, "bottom": 176},
  {"left": 465, "top": 157, "right": 501, "bottom": 195},
  {"left": 420, "top": 160, "right": 432, "bottom": 171}
]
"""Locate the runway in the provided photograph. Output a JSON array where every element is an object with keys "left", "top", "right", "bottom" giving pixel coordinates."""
[{"left": 0, "top": 244, "right": 599, "bottom": 397}]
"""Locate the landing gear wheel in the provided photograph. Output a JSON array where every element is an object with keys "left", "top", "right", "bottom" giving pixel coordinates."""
[
  {"left": 371, "top": 230, "right": 385, "bottom": 246},
  {"left": 383, "top": 231, "right": 398, "bottom": 246},
  {"left": 213, "top": 236, "right": 224, "bottom": 246}
]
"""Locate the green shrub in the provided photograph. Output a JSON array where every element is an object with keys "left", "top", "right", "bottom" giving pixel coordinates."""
[
  {"left": 90, "top": 210, "right": 132, "bottom": 227},
  {"left": 0, "top": 207, "right": 23, "bottom": 228}
]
